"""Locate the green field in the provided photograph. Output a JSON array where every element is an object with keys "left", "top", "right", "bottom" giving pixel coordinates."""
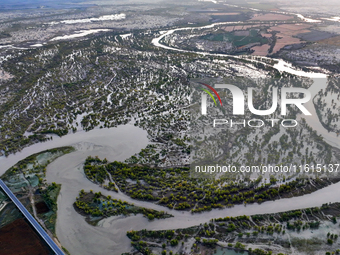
[{"left": 200, "top": 29, "right": 268, "bottom": 47}]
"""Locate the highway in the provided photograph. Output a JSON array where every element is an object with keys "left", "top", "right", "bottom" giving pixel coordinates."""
[{"left": 0, "top": 179, "right": 64, "bottom": 255}]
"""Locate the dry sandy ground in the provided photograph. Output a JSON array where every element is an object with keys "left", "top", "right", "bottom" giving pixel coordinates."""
[
  {"left": 269, "top": 23, "right": 312, "bottom": 53},
  {"left": 252, "top": 44, "right": 271, "bottom": 56}
]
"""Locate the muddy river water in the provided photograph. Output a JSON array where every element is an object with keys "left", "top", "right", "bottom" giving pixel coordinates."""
[{"left": 0, "top": 25, "right": 339, "bottom": 254}]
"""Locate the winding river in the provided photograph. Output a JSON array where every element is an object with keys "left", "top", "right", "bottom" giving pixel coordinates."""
[{"left": 0, "top": 23, "right": 340, "bottom": 254}]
